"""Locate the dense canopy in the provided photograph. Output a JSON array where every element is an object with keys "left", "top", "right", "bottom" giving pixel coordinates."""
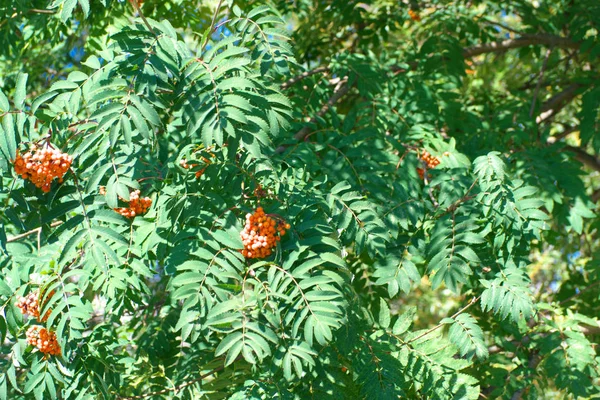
[{"left": 1, "top": 0, "right": 599, "bottom": 398}]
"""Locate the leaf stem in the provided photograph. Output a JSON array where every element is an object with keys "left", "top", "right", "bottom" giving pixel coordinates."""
[
  {"left": 201, "top": 0, "right": 224, "bottom": 53},
  {"left": 408, "top": 296, "right": 480, "bottom": 344}
]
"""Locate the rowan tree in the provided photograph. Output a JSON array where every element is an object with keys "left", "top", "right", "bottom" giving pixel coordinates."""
[{"left": 1, "top": 0, "right": 599, "bottom": 399}]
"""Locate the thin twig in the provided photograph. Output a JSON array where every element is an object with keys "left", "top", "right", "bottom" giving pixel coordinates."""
[
  {"left": 529, "top": 48, "right": 552, "bottom": 118},
  {"left": 128, "top": 0, "right": 155, "bottom": 34},
  {"left": 559, "top": 280, "right": 600, "bottom": 305},
  {"left": 479, "top": 17, "right": 524, "bottom": 35},
  {"left": 276, "top": 78, "right": 352, "bottom": 154},
  {"left": 294, "top": 77, "right": 349, "bottom": 142},
  {"left": 408, "top": 296, "right": 480, "bottom": 344},
  {"left": 29, "top": 8, "right": 56, "bottom": 14},
  {"left": 437, "top": 179, "right": 479, "bottom": 218},
  {"left": 281, "top": 66, "right": 330, "bottom": 89},
  {"left": 563, "top": 145, "right": 600, "bottom": 172},
  {"left": 201, "top": 0, "right": 224, "bottom": 53},
  {"left": 6, "top": 221, "right": 62, "bottom": 243}
]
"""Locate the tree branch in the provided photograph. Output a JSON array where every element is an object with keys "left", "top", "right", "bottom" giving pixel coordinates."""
[
  {"left": 294, "top": 78, "right": 350, "bottom": 142},
  {"left": 408, "top": 296, "right": 480, "bottom": 344},
  {"left": 529, "top": 48, "right": 552, "bottom": 118},
  {"left": 281, "top": 66, "right": 330, "bottom": 90},
  {"left": 536, "top": 83, "right": 582, "bottom": 123},
  {"left": 463, "top": 34, "right": 579, "bottom": 58},
  {"left": 563, "top": 145, "right": 600, "bottom": 172},
  {"left": 592, "top": 188, "right": 600, "bottom": 203},
  {"left": 547, "top": 124, "right": 578, "bottom": 143},
  {"left": 29, "top": 8, "right": 56, "bottom": 14},
  {"left": 276, "top": 78, "right": 352, "bottom": 153},
  {"left": 559, "top": 280, "right": 600, "bottom": 305},
  {"left": 128, "top": 0, "right": 155, "bottom": 34},
  {"left": 201, "top": 0, "right": 224, "bottom": 53},
  {"left": 6, "top": 221, "right": 63, "bottom": 243},
  {"left": 479, "top": 17, "right": 525, "bottom": 35}
]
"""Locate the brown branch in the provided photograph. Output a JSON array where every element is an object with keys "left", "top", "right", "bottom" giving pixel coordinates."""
[
  {"left": 276, "top": 78, "right": 352, "bottom": 154},
  {"left": 563, "top": 145, "right": 600, "bottom": 172},
  {"left": 529, "top": 48, "right": 552, "bottom": 118},
  {"left": 479, "top": 17, "right": 525, "bottom": 35},
  {"left": 128, "top": 0, "right": 155, "bottom": 34},
  {"left": 541, "top": 84, "right": 582, "bottom": 112},
  {"left": 547, "top": 124, "right": 578, "bottom": 143},
  {"left": 437, "top": 179, "right": 478, "bottom": 218},
  {"left": 518, "top": 79, "right": 553, "bottom": 91},
  {"left": 6, "top": 221, "right": 62, "bottom": 243},
  {"left": 29, "top": 8, "right": 56, "bottom": 15},
  {"left": 592, "top": 188, "right": 600, "bottom": 203},
  {"left": 536, "top": 83, "right": 582, "bottom": 123},
  {"left": 390, "top": 61, "right": 419, "bottom": 74},
  {"left": 463, "top": 34, "right": 579, "bottom": 58},
  {"left": 510, "top": 352, "right": 542, "bottom": 400},
  {"left": 559, "top": 280, "right": 600, "bottom": 305},
  {"left": 281, "top": 66, "right": 330, "bottom": 90},
  {"left": 294, "top": 78, "right": 350, "bottom": 142},
  {"left": 201, "top": 0, "right": 224, "bottom": 53}
]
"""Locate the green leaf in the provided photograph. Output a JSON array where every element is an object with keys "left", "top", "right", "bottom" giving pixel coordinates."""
[
  {"left": 58, "top": 229, "right": 87, "bottom": 264},
  {"left": 212, "top": 230, "right": 243, "bottom": 249},
  {"left": 92, "top": 226, "right": 128, "bottom": 246},
  {"left": 14, "top": 73, "right": 27, "bottom": 110},
  {"left": 82, "top": 55, "right": 101, "bottom": 70},
  {"left": 393, "top": 306, "right": 416, "bottom": 335},
  {"left": 447, "top": 313, "right": 488, "bottom": 360},
  {"left": 1, "top": 113, "right": 17, "bottom": 160},
  {"left": 0, "top": 90, "right": 9, "bottom": 112},
  {"left": 378, "top": 298, "right": 391, "bottom": 328}
]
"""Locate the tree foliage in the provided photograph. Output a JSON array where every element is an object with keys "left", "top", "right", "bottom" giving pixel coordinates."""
[{"left": 1, "top": 0, "right": 600, "bottom": 398}]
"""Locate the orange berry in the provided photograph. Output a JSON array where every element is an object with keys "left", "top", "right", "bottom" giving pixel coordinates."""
[
  {"left": 13, "top": 146, "right": 72, "bottom": 192},
  {"left": 240, "top": 208, "right": 288, "bottom": 259},
  {"left": 408, "top": 9, "right": 421, "bottom": 21},
  {"left": 26, "top": 326, "right": 61, "bottom": 356}
]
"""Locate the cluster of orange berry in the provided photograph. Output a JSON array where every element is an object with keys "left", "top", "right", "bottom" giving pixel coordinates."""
[
  {"left": 180, "top": 158, "right": 206, "bottom": 178},
  {"left": 17, "top": 290, "right": 60, "bottom": 356},
  {"left": 16, "top": 290, "right": 54, "bottom": 322},
  {"left": 240, "top": 207, "right": 290, "bottom": 259},
  {"left": 180, "top": 153, "right": 213, "bottom": 179},
  {"left": 408, "top": 9, "right": 421, "bottom": 21},
  {"left": 26, "top": 326, "right": 61, "bottom": 356},
  {"left": 99, "top": 186, "right": 152, "bottom": 218},
  {"left": 417, "top": 150, "right": 441, "bottom": 179},
  {"left": 465, "top": 60, "right": 476, "bottom": 75},
  {"left": 13, "top": 145, "right": 72, "bottom": 193},
  {"left": 114, "top": 189, "right": 152, "bottom": 218}
]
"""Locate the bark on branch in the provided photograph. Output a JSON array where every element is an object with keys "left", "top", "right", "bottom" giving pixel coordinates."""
[
  {"left": 463, "top": 34, "right": 579, "bottom": 58},
  {"left": 6, "top": 221, "right": 63, "bottom": 243},
  {"left": 563, "top": 145, "right": 600, "bottom": 172},
  {"left": 29, "top": 8, "right": 56, "bottom": 14},
  {"left": 276, "top": 78, "right": 352, "bottom": 153},
  {"left": 294, "top": 78, "right": 350, "bottom": 142},
  {"left": 536, "top": 83, "right": 582, "bottom": 123},
  {"left": 281, "top": 66, "right": 330, "bottom": 90}
]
